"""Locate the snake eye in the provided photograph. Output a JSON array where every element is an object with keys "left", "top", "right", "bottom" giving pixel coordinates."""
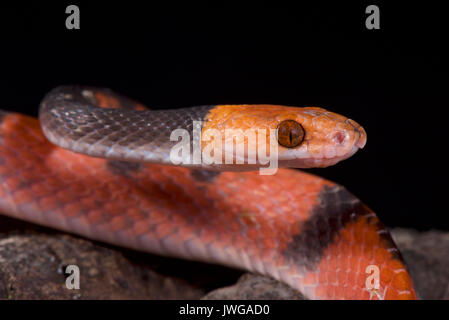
[{"left": 277, "top": 120, "right": 305, "bottom": 148}]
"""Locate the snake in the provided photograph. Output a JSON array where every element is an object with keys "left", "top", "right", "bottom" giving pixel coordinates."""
[{"left": 0, "top": 86, "right": 417, "bottom": 299}]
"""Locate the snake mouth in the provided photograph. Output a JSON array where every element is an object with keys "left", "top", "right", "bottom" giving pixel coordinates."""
[
  {"left": 278, "top": 149, "right": 356, "bottom": 168},
  {"left": 280, "top": 139, "right": 365, "bottom": 168}
]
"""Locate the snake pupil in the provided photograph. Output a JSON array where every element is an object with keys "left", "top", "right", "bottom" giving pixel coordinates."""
[{"left": 277, "top": 120, "right": 305, "bottom": 148}]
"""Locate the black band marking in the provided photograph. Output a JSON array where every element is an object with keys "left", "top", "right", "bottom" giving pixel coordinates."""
[
  {"left": 282, "top": 185, "right": 403, "bottom": 272},
  {"left": 106, "top": 160, "right": 143, "bottom": 176},
  {"left": 190, "top": 169, "right": 221, "bottom": 183}
]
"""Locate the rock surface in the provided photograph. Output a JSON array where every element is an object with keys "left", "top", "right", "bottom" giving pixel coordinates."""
[
  {"left": 390, "top": 228, "right": 449, "bottom": 300},
  {"left": 0, "top": 216, "right": 240, "bottom": 299},
  {"left": 0, "top": 233, "right": 205, "bottom": 299},
  {"left": 0, "top": 215, "right": 448, "bottom": 299},
  {"left": 202, "top": 274, "right": 305, "bottom": 300}
]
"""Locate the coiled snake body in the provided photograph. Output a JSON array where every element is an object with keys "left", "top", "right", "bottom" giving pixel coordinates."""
[{"left": 0, "top": 86, "right": 416, "bottom": 299}]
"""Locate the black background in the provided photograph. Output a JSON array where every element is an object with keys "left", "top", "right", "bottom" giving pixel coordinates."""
[{"left": 0, "top": 3, "right": 447, "bottom": 231}]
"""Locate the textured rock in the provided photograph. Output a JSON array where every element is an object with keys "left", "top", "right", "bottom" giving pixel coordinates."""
[
  {"left": 202, "top": 274, "right": 305, "bottom": 300},
  {"left": 390, "top": 228, "right": 449, "bottom": 300},
  {"left": 0, "top": 233, "right": 205, "bottom": 299},
  {"left": 0, "top": 215, "right": 448, "bottom": 300},
  {"left": 0, "top": 216, "right": 240, "bottom": 299}
]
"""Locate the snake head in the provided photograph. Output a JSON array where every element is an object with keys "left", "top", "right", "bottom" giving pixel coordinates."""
[{"left": 203, "top": 105, "right": 367, "bottom": 169}]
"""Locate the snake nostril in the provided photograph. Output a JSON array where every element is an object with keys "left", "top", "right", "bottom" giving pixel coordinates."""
[{"left": 332, "top": 131, "right": 346, "bottom": 145}]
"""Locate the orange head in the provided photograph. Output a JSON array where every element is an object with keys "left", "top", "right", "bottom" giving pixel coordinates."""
[{"left": 202, "top": 105, "right": 367, "bottom": 169}]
